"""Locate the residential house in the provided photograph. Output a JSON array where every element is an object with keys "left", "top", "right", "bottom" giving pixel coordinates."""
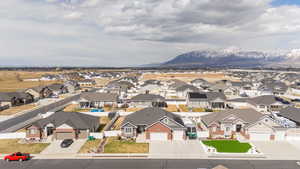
[
  {"left": 47, "top": 83, "right": 68, "bottom": 97},
  {"left": 277, "top": 107, "right": 300, "bottom": 140},
  {"left": 78, "top": 79, "right": 96, "bottom": 87},
  {"left": 175, "top": 85, "right": 200, "bottom": 98},
  {"left": 0, "top": 92, "right": 34, "bottom": 107},
  {"left": 129, "top": 94, "right": 166, "bottom": 108},
  {"left": 24, "top": 86, "right": 52, "bottom": 101},
  {"left": 26, "top": 111, "right": 99, "bottom": 140},
  {"left": 79, "top": 92, "right": 119, "bottom": 108},
  {"left": 121, "top": 107, "right": 186, "bottom": 141},
  {"left": 187, "top": 92, "right": 227, "bottom": 110},
  {"left": 247, "top": 95, "right": 289, "bottom": 114},
  {"left": 201, "top": 109, "right": 283, "bottom": 141}
]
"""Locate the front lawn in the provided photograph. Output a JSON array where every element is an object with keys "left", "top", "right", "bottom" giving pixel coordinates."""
[
  {"left": 78, "top": 139, "right": 102, "bottom": 153},
  {"left": 104, "top": 137, "right": 149, "bottom": 153},
  {"left": 202, "top": 140, "right": 251, "bottom": 153},
  {"left": 0, "top": 139, "right": 50, "bottom": 154}
]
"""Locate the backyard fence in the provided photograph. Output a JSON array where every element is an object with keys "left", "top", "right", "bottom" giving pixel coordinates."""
[{"left": 90, "top": 132, "right": 104, "bottom": 139}]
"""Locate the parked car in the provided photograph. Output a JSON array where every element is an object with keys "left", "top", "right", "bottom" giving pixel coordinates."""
[
  {"left": 60, "top": 139, "right": 74, "bottom": 148},
  {"left": 4, "top": 152, "right": 31, "bottom": 162}
]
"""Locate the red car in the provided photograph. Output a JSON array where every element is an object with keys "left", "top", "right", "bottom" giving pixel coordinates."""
[{"left": 4, "top": 152, "right": 31, "bottom": 162}]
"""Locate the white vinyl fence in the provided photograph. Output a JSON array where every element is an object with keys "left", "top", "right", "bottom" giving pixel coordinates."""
[
  {"left": 90, "top": 132, "right": 104, "bottom": 139},
  {"left": 197, "top": 131, "right": 209, "bottom": 138},
  {"left": 104, "top": 130, "right": 121, "bottom": 137},
  {"left": 0, "top": 132, "right": 26, "bottom": 139}
]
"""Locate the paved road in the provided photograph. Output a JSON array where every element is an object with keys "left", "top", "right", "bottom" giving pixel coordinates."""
[
  {"left": 0, "top": 94, "right": 81, "bottom": 132},
  {"left": 0, "top": 159, "right": 300, "bottom": 169}
]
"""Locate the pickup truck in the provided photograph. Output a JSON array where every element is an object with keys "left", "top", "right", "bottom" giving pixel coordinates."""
[{"left": 4, "top": 152, "right": 31, "bottom": 161}]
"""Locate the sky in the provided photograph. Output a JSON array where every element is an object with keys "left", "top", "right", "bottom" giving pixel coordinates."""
[{"left": 1, "top": 0, "right": 300, "bottom": 67}]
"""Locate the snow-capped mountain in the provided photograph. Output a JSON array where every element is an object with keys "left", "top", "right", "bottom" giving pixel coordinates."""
[{"left": 161, "top": 48, "right": 289, "bottom": 68}]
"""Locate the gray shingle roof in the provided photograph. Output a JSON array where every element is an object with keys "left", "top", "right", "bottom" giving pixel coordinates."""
[
  {"left": 247, "top": 95, "right": 288, "bottom": 106},
  {"left": 188, "top": 92, "right": 226, "bottom": 101},
  {"left": 176, "top": 84, "right": 199, "bottom": 92},
  {"left": 201, "top": 109, "right": 265, "bottom": 127},
  {"left": 278, "top": 106, "right": 300, "bottom": 124},
  {"left": 81, "top": 92, "right": 118, "bottom": 102},
  {"left": 31, "top": 111, "right": 99, "bottom": 131},
  {"left": 130, "top": 94, "right": 165, "bottom": 102},
  {"left": 0, "top": 92, "right": 32, "bottom": 101},
  {"left": 122, "top": 107, "right": 184, "bottom": 129}
]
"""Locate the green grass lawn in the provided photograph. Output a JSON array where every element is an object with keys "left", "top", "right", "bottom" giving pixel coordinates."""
[
  {"left": 104, "top": 137, "right": 149, "bottom": 153},
  {"left": 202, "top": 140, "right": 251, "bottom": 153}
]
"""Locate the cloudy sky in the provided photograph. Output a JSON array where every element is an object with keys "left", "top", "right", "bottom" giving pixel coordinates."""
[{"left": 1, "top": 0, "right": 300, "bottom": 67}]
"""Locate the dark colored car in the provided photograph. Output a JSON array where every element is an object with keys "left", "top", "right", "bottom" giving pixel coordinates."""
[
  {"left": 4, "top": 152, "right": 31, "bottom": 162},
  {"left": 60, "top": 139, "right": 73, "bottom": 148}
]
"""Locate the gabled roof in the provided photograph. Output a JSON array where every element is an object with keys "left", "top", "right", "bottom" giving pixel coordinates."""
[
  {"left": 0, "top": 92, "right": 32, "bottom": 101},
  {"left": 278, "top": 106, "right": 300, "bottom": 124},
  {"left": 188, "top": 92, "right": 226, "bottom": 102},
  {"left": 121, "top": 107, "right": 184, "bottom": 129},
  {"left": 81, "top": 92, "right": 118, "bottom": 102},
  {"left": 201, "top": 109, "right": 265, "bottom": 127},
  {"left": 247, "top": 95, "right": 289, "bottom": 106},
  {"left": 130, "top": 94, "right": 165, "bottom": 102},
  {"left": 31, "top": 111, "right": 99, "bottom": 130},
  {"left": 176, "top": 84, "right": 199, "bottom": 92}
]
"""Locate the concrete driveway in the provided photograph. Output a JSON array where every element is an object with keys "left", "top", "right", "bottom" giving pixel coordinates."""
[
  {"left": 41, "top": 139, "right": 86, "bottom": 155},
  {"left": 149, "top": 140, "right": 206, "bottom": 158},
  {"left": 251, "top": 141, "right": 300, "bottom": 160}
]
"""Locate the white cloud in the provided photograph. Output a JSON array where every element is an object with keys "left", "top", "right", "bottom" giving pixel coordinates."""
[{"left": 0, "top": 0, "right": 300, "bottom": 66}]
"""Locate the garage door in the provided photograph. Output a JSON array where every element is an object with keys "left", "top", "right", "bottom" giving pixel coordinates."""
[
  {"left": 173, "top": 130, "right": 184, "bottom": 140},
  {"left": 150, "top": 132, "right": 168, "bottom": 141},
  {"left": 55, "top": 132, "right": 75, "bottom": 140},
  {"left": 249, "top": 133, "right": 270, "bottom": 141},
  {"left": 286, "top": 134, "right": 300, "bottom": 141}
]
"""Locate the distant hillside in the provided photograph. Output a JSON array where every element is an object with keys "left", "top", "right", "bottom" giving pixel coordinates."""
[{"left": 161, "top": 49, "right": 287, "bottom": 68}]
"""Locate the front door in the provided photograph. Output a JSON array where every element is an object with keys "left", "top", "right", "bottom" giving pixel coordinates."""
[
  {"left": 236, "top": 124, "right": 242, "bottom": 132},
  {"left": 47, "top": 127, "right": 54, "bottom": 136}
]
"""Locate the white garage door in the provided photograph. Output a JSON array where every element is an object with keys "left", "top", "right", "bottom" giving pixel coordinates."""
[
  {"left": 150, "top": 132, "right": 168, "bottom": 141},
  {"left": 249, "top": 133, "right": 270, "bottom": 141},
  {"left": 286, "top": 134, "right": 300, "bottom": 141},
  {"left": 173, "top": 130, "right": 184, "bottom": 140}
]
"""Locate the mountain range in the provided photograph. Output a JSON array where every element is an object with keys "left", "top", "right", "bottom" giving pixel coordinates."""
[{"left": 145, "top": 48, "right": 300, "bottom": 68}]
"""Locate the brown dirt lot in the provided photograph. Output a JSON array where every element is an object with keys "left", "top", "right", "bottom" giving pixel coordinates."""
[{"left": 141, "top": 73, "right": 226, "bottom": 82}]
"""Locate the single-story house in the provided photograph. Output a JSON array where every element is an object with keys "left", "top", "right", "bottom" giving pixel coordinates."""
[
  {"left": 129, "top": 94, "right": 166, "bottom": 108},
  {"left": 187, "top": 92, "right": 227, "bottom": 110},
  {"left": 121, "top": 107, "right": 186, "bottom": 141},
  {"left": 201, "top": 109, "right": 283, "bottom": 141},
  {"left": 247, "top": 95, "right": 289, "bottom": 114},
  {"left": 0, "top": 92, "right": 34, "bottom": 107},
  {"left": 79, "top": 92, "right": 119, "bottom": 108},
  {"left": 26, "top": 111, "right": 100, "bottom": 140}
]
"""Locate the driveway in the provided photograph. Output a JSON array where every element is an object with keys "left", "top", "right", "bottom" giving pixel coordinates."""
[
  {"left": 251, "top": 141, "right": 300, "bottom": 160},
  {"left": 149, "top": 140, "right": 206, "bottom": 158},
  {"left": 41, "top": 139, "right": 86, "bottom": 155}
]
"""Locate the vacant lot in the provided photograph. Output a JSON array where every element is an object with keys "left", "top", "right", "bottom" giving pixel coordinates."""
[
  {"left": 0, "top": 104, "right": 36, "bottom": 115},
  {"left": 104, "top": 137, "right": 149, "bottom": 153},
  {"left": 202, "top": 140, "right": 251, "bottom": 153},
  {"left": 0, "top": 71, "right": 61, "bottom": 92},
  {"left": 78, "top": 139, "right": 102, "bottom": 153},
  {"left": 142, "top": 73, "right": 226, "bottom": 82},
  {"left": 0, "top": 139, "right": 50, "bottom": 154}
]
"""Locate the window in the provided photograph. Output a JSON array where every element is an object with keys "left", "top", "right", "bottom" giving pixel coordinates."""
[
  {"left": 163, "top": 118, "right": 169, "bottom": 124},
  {"left": 265, "top": 119, "right": 269, "bottom": 122},
  {"left": 29, "top": 129, "right": 36, "bottom": 135},
  {"left": 259, "top": 105, "right": 265, "bottom": 108},
  {"left": 124, "top": 127, "right": 132, "bottom": 134},
  {"left": 226, "top": 127, "right": 230, "bottom": 132}
]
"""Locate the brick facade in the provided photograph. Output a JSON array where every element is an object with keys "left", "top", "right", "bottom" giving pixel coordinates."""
[{"left": 145, "top": 122, "right": 172, "bottom": 140}]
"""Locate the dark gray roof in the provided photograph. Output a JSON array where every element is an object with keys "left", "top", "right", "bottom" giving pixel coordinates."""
[
  {"left": 188, "top": 92, "right": 226, "bottom": 102},
  {"left": 0, "top": 92, "right": 32, "bottom": 101},
  {"left": 122, "top": 107, "right": 184, "bottom": 129},
  {"left": 176, "top": 84, "right": 199, "bottom": 92},
  {"left": 81, "top": 92, "right": 118, "bottom": 102},
  {"left": 47, "top": 83, "right": 65, "bottom": 91},
  {"left": 278, "top": 106, "right": 300, "bottom": 124},
  {"left": 130, "top": 94, "right": 165, "bottom": 102},
  {"left": 247, "top": 95, "right": 289, "bottom": 106},
  {"left": 202, "top": 109, "right": 265, "bottom": 127},
  {"left": 31, "top": 111, "right": 99, "bottom": 130}
]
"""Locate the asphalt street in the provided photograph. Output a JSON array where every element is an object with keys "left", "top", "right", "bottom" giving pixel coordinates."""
[
  {"left": 0, "top": 159, "right": 300, "bottom": 169},
  {"left": 0, "top": 94, "right": 81, "bottom": 132}
]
